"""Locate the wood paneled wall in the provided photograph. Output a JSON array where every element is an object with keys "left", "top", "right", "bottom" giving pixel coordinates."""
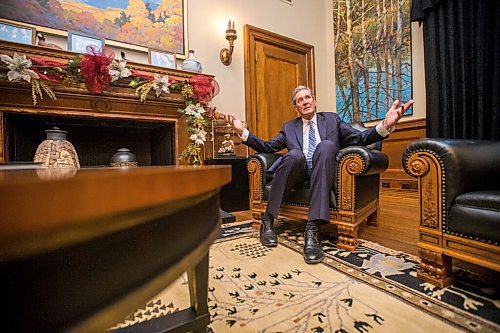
[{"left": 380, "top": 118, "right": 426, "bottom": 192}]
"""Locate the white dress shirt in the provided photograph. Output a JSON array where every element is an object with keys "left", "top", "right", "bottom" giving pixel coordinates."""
[{"left": 302, "top": 114, "right": 321, "bottom": 159}]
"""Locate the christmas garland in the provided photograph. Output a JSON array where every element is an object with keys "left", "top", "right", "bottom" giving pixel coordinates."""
[{"left": 0, "top": 46, "right": 220, "bottom": 165}]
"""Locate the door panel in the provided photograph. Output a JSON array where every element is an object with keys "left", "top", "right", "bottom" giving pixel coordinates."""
[
  {"left": 245, "top": 25, "right": 315, "bottom": 145},
  {"left": 256, "top": 42, "right": 307, "bottom": 139}
]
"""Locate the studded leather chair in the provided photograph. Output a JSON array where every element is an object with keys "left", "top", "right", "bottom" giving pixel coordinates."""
[
  {"left": 403, "top": 138, "right": 500, "bottom": 287},
  {"left": 247, "top": 123, "right": 389, "bottom": 251}
]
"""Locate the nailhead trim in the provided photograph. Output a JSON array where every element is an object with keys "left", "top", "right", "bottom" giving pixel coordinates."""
[{"left": 404, "top": 148, "right": 498, "bottom": 246}]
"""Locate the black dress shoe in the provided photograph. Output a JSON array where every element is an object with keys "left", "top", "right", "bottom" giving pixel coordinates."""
[
  {"left": 259, "top": 213, "right": 277, "bottom": 247},
  {"left": 303, "top": 226, "right": 324, "bottom": 264}
]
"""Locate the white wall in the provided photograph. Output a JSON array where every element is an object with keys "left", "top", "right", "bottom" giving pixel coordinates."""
[{"left": 187, "top": 0, "right": 335, "bottom": 120}]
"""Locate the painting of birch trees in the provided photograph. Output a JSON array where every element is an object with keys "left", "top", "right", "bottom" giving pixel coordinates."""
[{"left": 334, "top": 0, "right": 412, "bottom": 122}]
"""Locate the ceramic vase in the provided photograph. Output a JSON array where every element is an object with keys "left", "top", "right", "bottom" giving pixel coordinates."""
[
  {"left": 34, "top": 127, "right": 80, "bottom": 169},
  {"left": 182, "top": 50, "right": 202, "bottom": 73},
  {"left": 110, "top": 148, "right": 138, "bottom": 167}
]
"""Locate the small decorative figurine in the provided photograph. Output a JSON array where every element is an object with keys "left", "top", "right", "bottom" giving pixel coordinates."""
[
  {"left": 217, "top": 133, "right": 235, "bottom": 156},
  {"left": 36, "top": 32, "right": 63, "bottom": 50}
]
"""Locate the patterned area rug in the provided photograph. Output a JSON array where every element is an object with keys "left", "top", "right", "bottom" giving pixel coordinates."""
[{"left": 112, "top": 219, "right": 499, "bottom": 333}]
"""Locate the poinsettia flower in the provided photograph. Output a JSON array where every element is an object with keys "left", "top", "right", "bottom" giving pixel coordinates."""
[
  {"left": 0, "top": 52, "right": 39, "bottom": 83},
  {"left": 152, "top": 74, "right": 170, "bottom": 97},
  {"left": 184, "top": 103, "right": 206, "bottom": 119},
  {"left": 108, "top": 59, "right": 132, "bottom": 82},
  {"left": 190, "top": 129, "right": 207, "bottom": 145}
]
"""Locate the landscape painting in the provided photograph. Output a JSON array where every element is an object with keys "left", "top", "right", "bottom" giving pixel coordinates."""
[
  {"left": 333, "top": 0, "right": 412, "bottom": 123},
  {"left": 0, "top": 0, "right": 186, "bottom": 56}
]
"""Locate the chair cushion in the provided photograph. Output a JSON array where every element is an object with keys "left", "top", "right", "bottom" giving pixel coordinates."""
[{"left": 447, "top": 191, "right": 500, "bottom": 244}]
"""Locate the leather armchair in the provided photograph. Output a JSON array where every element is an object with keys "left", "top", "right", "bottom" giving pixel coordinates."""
[
  {"left": 247, "top": 125, "right": 389, "bottom": 251},
  {"left": 403, "top": 138, "right": 500, "bottom": 287}
]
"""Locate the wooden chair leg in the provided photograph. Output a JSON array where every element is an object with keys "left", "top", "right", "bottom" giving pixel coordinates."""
[
  {"left": 336, "top": 224, "right": 359, "bottom": 251},
  {"left": 417, "top": 247, "right": 454, "bottom": 288}
]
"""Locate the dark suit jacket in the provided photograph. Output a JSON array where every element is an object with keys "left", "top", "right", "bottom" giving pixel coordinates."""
[{"left": 244, "top": 112, "right": 385, "bottom": 155}]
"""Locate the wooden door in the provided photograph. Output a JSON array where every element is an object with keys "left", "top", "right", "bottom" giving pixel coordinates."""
[{"left": 245, "top": 25, "right": 315, "bottom": 141}]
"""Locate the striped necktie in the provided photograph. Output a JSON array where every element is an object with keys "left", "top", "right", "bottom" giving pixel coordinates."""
[{"left": 306, "top": 120, "right": 317, "bottom": 169}]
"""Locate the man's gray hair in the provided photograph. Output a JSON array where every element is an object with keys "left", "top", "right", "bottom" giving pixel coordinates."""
[{"left": 291, "top": 85, "right": 315, "bottom": 105}]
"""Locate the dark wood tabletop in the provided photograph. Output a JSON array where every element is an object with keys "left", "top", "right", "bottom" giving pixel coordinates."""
[{"left": 0, "top": 165, "right": 231, "bottom": 332}]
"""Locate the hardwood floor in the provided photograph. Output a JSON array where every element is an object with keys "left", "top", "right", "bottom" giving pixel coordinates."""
[
  {"left": 358, "top": 189, "right": 419, "bottom": 255},
  {"left": 229, "top": 188, "right": 420, "bottom": 255}
]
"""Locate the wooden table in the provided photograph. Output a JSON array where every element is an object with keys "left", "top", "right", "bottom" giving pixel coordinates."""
[{"left": 0, "top": 166, "right": 231, "bottom": 332}]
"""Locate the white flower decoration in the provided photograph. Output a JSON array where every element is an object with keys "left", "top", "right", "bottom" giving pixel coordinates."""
[
  {"left": 184, "top": 103, "right": 206, "bottom": 119},
  {"left": 0, "top": 52, "right": 39, "bottom": 83},
  {"left": 152, "top": 74, "right": 170, "bottom": 97},
  {"left": 108, "top": 59, "right": 132, "bottom": 82},
  {"left": 190, "top": 129, "right": 207, "bottom": 145}
]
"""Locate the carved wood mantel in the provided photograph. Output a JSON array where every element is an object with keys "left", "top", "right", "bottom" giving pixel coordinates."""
[{"left": 0, "top": 41, "right": 205, "bottom": 165}]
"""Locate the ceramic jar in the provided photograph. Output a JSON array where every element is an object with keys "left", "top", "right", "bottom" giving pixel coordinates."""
[
  {"left": 34, "top": 127, "right": 80, "bottom": 169},
  {"left": 182, "top": 49, "right": 202, "bottom": 73},
  {"left": 110, "top": 148, "right": 138, "bottom": 167}
]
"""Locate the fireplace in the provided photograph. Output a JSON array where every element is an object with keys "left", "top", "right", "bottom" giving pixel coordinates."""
[
  {"left": 5, "top": 113, "right": 174, "bottom": 167},
  {"left": 0, "top": 41, "right": 196, "bottom": 167}
]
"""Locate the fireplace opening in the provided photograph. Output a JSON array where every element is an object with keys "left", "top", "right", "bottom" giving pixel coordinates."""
[{"left": 6, "top": 113, "right": 175, "bottom": 167}]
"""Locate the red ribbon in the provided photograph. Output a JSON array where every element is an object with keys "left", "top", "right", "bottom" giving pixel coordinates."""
[
  {"left": 29, "top": 57, "right": 67, "bottom": 83},
  {"left": 79, "top": 45, "right": 114, "bottom": 94},
  {"left": 189, "top": 75, "right": 219, "bottom": 104},
  {"left": 131, "top": 69, "right": 154, "bottom": 81}
]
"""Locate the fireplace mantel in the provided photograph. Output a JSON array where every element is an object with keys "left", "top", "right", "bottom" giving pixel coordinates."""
[{"left": 0, "top": 41, "right": 204, "bottom": 165}]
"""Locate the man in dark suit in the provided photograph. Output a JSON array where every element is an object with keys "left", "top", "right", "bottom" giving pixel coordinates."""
[{"left": 226, "top": 86, "right": 414, "bottom": 264}]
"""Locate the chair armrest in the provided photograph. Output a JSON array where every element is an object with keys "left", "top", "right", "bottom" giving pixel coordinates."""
[
  {"left": 403, "top": 138, "right": 500, "bottom": 211},
  {"left": 336, "top": 146, "right": 389, "bottom": 175},
  {"left": 247, "top": 153, "right": 282, "bottom": 205},
  {"left": 248, "top": 153, "right": 281, "bottom": 174}
]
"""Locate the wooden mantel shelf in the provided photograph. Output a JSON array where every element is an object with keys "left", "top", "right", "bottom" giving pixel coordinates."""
[{"left": 0, "top": 41, "right": 211, "bottom": 164}]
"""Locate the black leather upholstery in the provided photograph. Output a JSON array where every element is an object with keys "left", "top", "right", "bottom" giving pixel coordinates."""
[
  {"left": 449, "top": 191, "right": 500, "bottom": 243},
  {"left": 403, "top": 139, "right": 500, "bottom": 245}
]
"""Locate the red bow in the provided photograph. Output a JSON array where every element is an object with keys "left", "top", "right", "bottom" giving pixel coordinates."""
[
  {"left": 79, "top": 45, "right": 114, "bottom": 94},
  {"left": 189, "top": 75, "right": 220, "bottom": 104}
]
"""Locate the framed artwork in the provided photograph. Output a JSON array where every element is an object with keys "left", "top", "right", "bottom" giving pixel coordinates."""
[
  {"left": 333, "top": 0, "right": 413, "bottom": 123},
  {"left": 0, "top": 20, "right": 33, "bottom": 45},
  {"left": 0, "top": 0, "right": 188, "bottom": 57},
  {"left": 280, "top": 0, "right": 293, "bottom": 5},
  {"left": 68, "top": 31, "right": 104, "bottom": 53},
  {"left": 149, "top": 49, "right": 176, "bottom": 69}
]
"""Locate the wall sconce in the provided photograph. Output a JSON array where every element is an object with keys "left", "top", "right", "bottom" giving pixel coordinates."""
[{"left": 220, "top": 19, "right": 237, "bottom": 66}]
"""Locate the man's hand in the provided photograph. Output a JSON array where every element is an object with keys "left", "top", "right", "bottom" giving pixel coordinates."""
[
  {"left": 225, "top": 114, "right": 245, "bottom": 135},
  {"left": 384, "top": 99, "right": 414, "bottom": 129}
]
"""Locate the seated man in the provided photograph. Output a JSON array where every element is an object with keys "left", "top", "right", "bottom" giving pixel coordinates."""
[{"left": 225, "top": 86, "right": 413, "bottom": 264}]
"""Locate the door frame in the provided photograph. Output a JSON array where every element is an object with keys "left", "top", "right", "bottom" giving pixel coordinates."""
[{"left": 244, "top": 25, "right": 316, "bottom": 133}]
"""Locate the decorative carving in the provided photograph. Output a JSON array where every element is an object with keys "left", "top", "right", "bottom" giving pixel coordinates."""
[
  {"left": 337, "top": 225, "right": 358, "bottom": 251},
  {"left": 247, "top": 159, "right": 262, "bottom": 201},
  {"left": 341, "top": 176, "right": 352, "bottom": 211},
  {"left": 422, "top": 179, "right": 438, "bottom": 228},
  {"left": 347, "top": 159, "right": 362, "bottom": 174},
  {"left": 408, "top": 157, "right": 429, "bottom": 177},
  {"left": 247, "top": 159, "right": 258, "bottom": 173},
  {"left": 418, "top": 248, "right": 453, "bottom": 287},
  {"left": 91, "top": 99, "right": 111, "bottom": 112}
]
